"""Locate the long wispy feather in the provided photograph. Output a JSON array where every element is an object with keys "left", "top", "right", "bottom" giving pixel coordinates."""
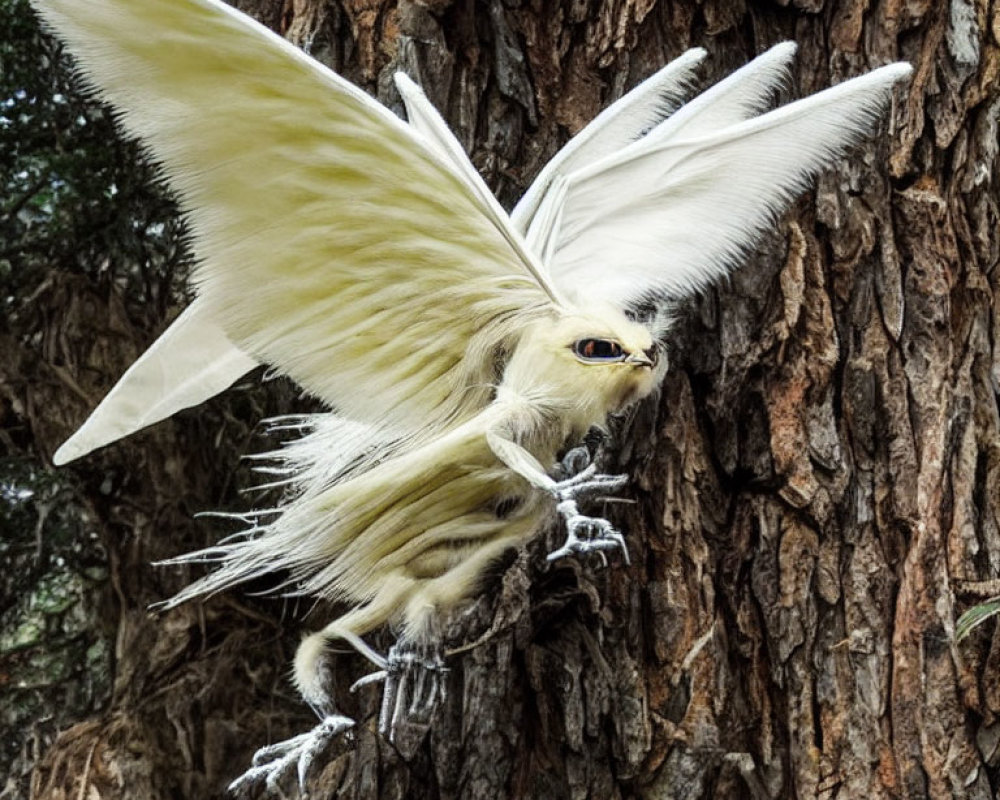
[
  {"left": 540, "top": 59, "right": 911, "bottom": 309},
  {"left": 53, "top": 298, "right": 257, "bottom": 465},
  {"left": 35, "top": 0, "right": 911, "bottom": 716},
  {"left": 32, "top": 0, "right": 559, "bottom": 447}
]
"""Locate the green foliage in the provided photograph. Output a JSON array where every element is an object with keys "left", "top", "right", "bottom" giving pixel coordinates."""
[
  {"left": 0, "top": 459, "right": 111, "bottom": 780},
  {"left": 0, "top": 0, "right": 188, "bottom": 326},
  {"left": 0, "top": 1, "right": 189, "bottom": 792},
  {"left": 956, "top": 598, "right": 1000, "bottom": 642},
  {"left": 0, "top": 459, "right": 113, "bottom": 793}
]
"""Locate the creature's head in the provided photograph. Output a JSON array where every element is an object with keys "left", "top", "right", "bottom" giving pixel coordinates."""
[{"left": 504, "top": 304, "right": 662, "bottom": 424}]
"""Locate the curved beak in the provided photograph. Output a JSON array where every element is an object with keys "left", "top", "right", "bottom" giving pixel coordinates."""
[{"left": 625, "top": 351, "right": 655, "bottom": 368}]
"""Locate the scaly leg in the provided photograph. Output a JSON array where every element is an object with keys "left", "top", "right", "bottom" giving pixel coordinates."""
[
  {"left": 547, "top": 450, "right": 631, "bottom": 564},
  {"left": 488, "top": 425, "right": 630, "bottom": 565},
  {"left": 351, "top": 640, "right": 447, "bottom": 757},
  {"left": 228, "top": 713, "right": 354, "bottom": 796}
]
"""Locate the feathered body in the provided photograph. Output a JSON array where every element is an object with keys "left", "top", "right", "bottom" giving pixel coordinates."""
[
  {"left": 169, "top": 307, "right": 656, "bottom": 700},
  {"left": 33, "top": 0, "right": 910, "bottom": 718}
]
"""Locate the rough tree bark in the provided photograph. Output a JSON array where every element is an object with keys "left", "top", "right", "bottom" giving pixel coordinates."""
[{"left": 9, "top": 0, "right": 1000, "bottom": 798}]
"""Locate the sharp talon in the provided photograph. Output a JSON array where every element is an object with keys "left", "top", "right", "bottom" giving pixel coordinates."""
[
  {"left": 229, "top": 715, "right": 354, "bottom": 793},
  {"left": 548, "top": 470, "right": 631, "bottom": 566},
  {"left": 350, "top": 669, "right": 387, "bottom": 692},
  {"left": 559, "top": 463, "right": 597, "bottom": 490},
  {"left": 369, "top": 641, "right": 448, "bottom": 747},
  {"left": 378, "top": 667, "right": 398, "bottom": 736},
  {"left": 390, "top": 682, "right": 407, "bottom": 739},
  {"left": 250, "top": 732, "right": 308, "bottom": 766},
  {"left": 409, "top": 667, "right": 428, "bottom": 716},
  {"left": 391, "top": 665, "right": 410, "bottom": 736},
  {"left": 551, "top": 468, "right": 628, "bottom": 505}
]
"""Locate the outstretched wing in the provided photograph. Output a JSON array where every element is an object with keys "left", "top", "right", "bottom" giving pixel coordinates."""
[
  {"left": 53, "top": 42, "right": 710, "bottom": 464},
  {"left": 536, "top": 53, "right": 911, "bottom": 309},
  {"left": 34, "top": 0, "right": 560, "bottom": 447},
  {"left": 524, "top": 41, "right": 797, "bottom": 260},
  {"left": 53, "top": 300, "right": 257, "bottom": 465},
  {"left": 510, "top": 47, "right": 708, "bottom": 235}
]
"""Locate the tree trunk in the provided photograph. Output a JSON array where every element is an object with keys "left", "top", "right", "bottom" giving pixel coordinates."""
[{"left": 9, "top": 0, "right": 1000, "bottom": 799}]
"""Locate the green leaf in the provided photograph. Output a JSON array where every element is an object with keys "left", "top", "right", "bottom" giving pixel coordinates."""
[{"left": 956, "top": 598, "right": 1000, "bottom": 641}]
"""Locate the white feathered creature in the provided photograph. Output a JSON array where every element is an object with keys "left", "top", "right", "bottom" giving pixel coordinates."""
[{"left": 33, "top": 0, "right": 910, "bottom": 786}]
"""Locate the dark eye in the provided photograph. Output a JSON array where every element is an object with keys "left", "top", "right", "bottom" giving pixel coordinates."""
[{"left": 573, "top": 338, "right": 624, "bottom": 362}]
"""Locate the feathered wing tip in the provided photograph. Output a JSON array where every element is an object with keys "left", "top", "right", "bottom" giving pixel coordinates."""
[
  {"left": 626, "top": 41, "right": 798, "bottom": 154},
  {"left": 32, "top": 0, "right": 560, "bottom": 448},
  {"left": 513, "top": 47, "right": 708, "bottom": 232},
  {"left": 53, "top": 299, "right": 258, "bottom": 465},
  {"left": 393, "top": 74, "right": 483, "bottom": 203},
  {"left": 525, "top": 41, "right": 798, "bottom": 267},
  {"left": 152, "top": 412, "right": 397, "bottom": 608},
  {"left": 544, "top": 59, "right": 913, "bottom": 311},
  {"left": 392, "top": 73, "right": 564, "bottom": 304}
]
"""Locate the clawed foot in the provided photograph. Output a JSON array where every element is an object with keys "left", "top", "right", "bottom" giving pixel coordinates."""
[
  {"left": 547, "top": 463, "right": 630, "bottom": 565},
  {"left": 228, "top": 714, "right": 354, "bottom": 796},
  {"left": 351, "top": 641, "right": 447, "bottom": 757}
]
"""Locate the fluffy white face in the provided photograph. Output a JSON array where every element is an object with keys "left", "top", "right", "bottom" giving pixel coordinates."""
[{"left": 503, "top": 307, "right": 661, "bottom": 428}]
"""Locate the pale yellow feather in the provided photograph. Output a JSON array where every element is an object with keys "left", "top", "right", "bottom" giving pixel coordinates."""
[
  {"left": 163, "top": 305, "right": 658, "bottom": 680},
  {"left": 32, "top": 0, "right": 559, "bottom": 440},
  {"left": 35, "top": 0, "right": 904, "bottom": 740}
]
